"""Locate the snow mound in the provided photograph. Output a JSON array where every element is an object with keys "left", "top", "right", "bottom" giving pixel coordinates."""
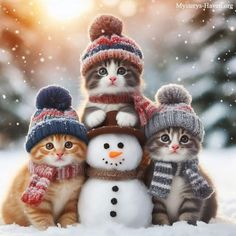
[
  {"left": 0, "top": 221, "right": 235, "bottom": 236},
  {"left": 0, "top": 148, "right": 235, "bottom": 235}
]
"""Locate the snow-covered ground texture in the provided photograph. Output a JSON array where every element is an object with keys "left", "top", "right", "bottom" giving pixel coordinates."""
[{"left": 0, "top": 148, "right": 235, "bottom": 236}]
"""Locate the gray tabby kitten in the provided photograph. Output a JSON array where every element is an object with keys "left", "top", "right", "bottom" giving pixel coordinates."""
[
  {"left": 81, "top": 59, "right": 141, "bottom": 128},
  {"left": 145, "top": 127, "right": 217, "bottom": 225}
]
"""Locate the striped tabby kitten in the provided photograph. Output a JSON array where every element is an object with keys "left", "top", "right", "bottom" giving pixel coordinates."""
[
  {"left": 2, "top": 134, "right": 87, "bottom": 230},
  {"left": 82, "top": 59, "right": 141, "bottom": 128},
  {"left": 145, "top": 128, "right": 217, "bottom": 225}
]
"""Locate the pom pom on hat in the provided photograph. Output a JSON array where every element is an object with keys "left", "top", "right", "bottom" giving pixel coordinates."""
[
  {"left": 145, "top": 84, "right": 204, "bottom": 141},
  {"left": 81, "top": 14, "right": 143, "bottom": 76},
  {"left": 36, "top": 85, "right": 72, "bottom": 111},
  {"left": 26, "top": 85, "right": 88, "bottom": 152},
  {"left": 155, "top": 84, "right": 192, "bottom": 105},
  {"left": 89, "top": 15, "right": 123, "bottom": 41}
]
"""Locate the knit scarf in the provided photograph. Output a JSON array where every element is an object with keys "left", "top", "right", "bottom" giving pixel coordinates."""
[
  {"left": 89, "top": 92, "right": 157, "bottom": 126},
  {"left": 149, "top": 159, "right": 214, "bottom": 200},
  {"left": 87, "top": 167, "right": 138, "bottom": 181},
  {"left": 21, "top": 161, "right": 85, "bottom": 206}
]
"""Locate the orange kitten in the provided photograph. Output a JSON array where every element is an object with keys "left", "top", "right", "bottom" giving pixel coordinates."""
[{"left": 2, "top": 134, "right": 87, "bottom": 230}]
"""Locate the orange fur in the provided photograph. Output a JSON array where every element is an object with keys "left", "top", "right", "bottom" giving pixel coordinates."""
[{"left": 2, "top": 134, "right": 87, "bottom": 230}]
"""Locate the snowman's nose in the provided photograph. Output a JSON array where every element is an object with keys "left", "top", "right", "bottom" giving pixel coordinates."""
[{"left": 109, "top": 151, "right": 123, "bottom": 158}]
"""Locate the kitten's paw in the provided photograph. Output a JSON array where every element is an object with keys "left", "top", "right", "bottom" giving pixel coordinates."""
[
  {"left": 179, "top": 214, "right": 198, "bottom": 225},
  {"left": 152, "top": 213, "right": 171, "bottom": 225},
  {"left": 116, "top": 111, "right": 138, "bottom": 127},
  {"left": 58, "top": 219, "right": 77, "bottom": 228},
  {"left": 35, "top": 221, "right": 54, "bottom": 231},
  {"left": 86, "top": 110, "right": 106, "bottom": 128}
]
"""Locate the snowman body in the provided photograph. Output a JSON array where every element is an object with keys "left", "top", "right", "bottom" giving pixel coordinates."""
[{"left": 78, "top": 133, "right": 153, "bottom": 227}]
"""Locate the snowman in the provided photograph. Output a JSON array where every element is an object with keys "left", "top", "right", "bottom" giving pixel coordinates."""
[{"left": 78, "top": 111, "right": 153, "bottom": 227}]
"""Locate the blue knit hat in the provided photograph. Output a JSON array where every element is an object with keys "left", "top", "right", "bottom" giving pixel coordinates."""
[{"left": 25, "top": 85, "right": 88, "bottom": 152}]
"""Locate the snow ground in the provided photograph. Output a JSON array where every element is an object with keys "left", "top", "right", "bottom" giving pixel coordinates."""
[{"left": 0, "top": 148, "right": 235, "bottom": 236}]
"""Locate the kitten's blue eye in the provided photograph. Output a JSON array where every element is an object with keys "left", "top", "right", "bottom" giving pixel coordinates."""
[
  {"left": 160, "top": 134, "right": 170, "bottom": 143},
  {"left": 98, "top": 67, "right": 108, "bottom": 76},
  {"left": 46, "top": 142, "right": 54, "bottom": 150},
  {"left": 180, "top": 135, "right": 189, "bottom": 144},
  {"left": 65, "top": 141, "right": 73, "bottom": 149},
  {"left": 117, "top": 67, "right": 127, "bottom": 75}
]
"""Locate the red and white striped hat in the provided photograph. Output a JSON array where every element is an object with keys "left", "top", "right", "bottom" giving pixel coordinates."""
[{"left": 80, "top": 14, "right": 144, "bottom": 76}]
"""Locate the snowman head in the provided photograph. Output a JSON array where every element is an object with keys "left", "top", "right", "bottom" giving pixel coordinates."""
[{"left": 87, "top": 133, "right": 143, "bottom": 171}]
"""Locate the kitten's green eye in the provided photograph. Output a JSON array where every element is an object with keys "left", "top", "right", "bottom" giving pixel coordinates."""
[
  {"left": 65, "top": 141, "right": 73, "bottom": 149},
  {"left": 180, "top": 135, "right": 189, "bottom": 144},
  {"left": 117, "top": 67, "right": 127, "bottom": 75},
  {"left": 98, "top": 67, "right": 108, "bottom": 76},
  {"left": 160, "top": 134, "right": 170, "bottom": 143},
  {"left": 46, "top": 142, "right": 54, "bottom": 150}
]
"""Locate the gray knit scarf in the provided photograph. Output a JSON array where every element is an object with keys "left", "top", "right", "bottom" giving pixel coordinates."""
[{"left": 149, "top": 159, "right": 214, "bottom": 200}]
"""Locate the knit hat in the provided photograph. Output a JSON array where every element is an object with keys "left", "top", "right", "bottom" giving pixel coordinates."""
[
  {"left": 81, "top": 14, "right": 143, "bottom": 76},
  {"left": 144, "top": 84, "right": 204, "bottom": 141},
  {"left": 25, "top": 85, "right": 88, "bottom": 152}
]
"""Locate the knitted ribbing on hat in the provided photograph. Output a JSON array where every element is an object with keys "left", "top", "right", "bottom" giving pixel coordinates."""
[
  {"left": 21, "top": 161, "right": 85, "bottom": 205},
  {"left": 81, "top": 15, "right": 143, "bottom": 76},
  {"left": 144, "top": 84, "right": 204, "bottom": 140},
  {"left": 149, "top": 159, "right": 214, "bottom": 200},
  {"left": 25, "top": 86, "right": 88, "bottom": 152}
]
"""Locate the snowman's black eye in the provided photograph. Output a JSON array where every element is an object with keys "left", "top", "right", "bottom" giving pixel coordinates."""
[
  {"left": 104, "top": 143, "right": 110, "bottom": 149},
  {"left": 117, "top": 142, "right": 124, "bottom": 149}
]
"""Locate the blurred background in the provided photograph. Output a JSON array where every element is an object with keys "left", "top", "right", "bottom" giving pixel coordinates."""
[{"left": 0, "top": 0, "right": 235, "bottom": 150}]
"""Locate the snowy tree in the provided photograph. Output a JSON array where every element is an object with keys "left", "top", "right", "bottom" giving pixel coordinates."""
[
  {"left": 0, "top": 51, "right": 33, "bottom": 148},
  {"left": 148, "top": 0, "right": 236, "bottom": 148},
  {"left": 0, "top": 1, "right": 36, "bottom": 148}
]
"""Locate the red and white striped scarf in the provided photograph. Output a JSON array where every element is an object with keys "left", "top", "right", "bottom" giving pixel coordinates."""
[
  {"left": 21, "top": 161, "right": 84, "bottom": 206},
  {"left": 89, "top": 92, "right": 158, "bottom": 126}
]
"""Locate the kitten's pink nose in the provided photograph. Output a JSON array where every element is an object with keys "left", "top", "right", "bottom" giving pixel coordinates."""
[
  {"left": 56, "top": 152, "right": 64, "bottom": 159},
  {"left": 109, "top": 77, "right": 117, "bottom": 83},
  {"left": 171, "top": 144, "right": 179, "bottom": 151}
]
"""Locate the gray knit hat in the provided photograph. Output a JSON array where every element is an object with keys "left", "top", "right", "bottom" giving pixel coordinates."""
[{"left": 144, "top": 84, "right": 204, "bottom": 141}]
